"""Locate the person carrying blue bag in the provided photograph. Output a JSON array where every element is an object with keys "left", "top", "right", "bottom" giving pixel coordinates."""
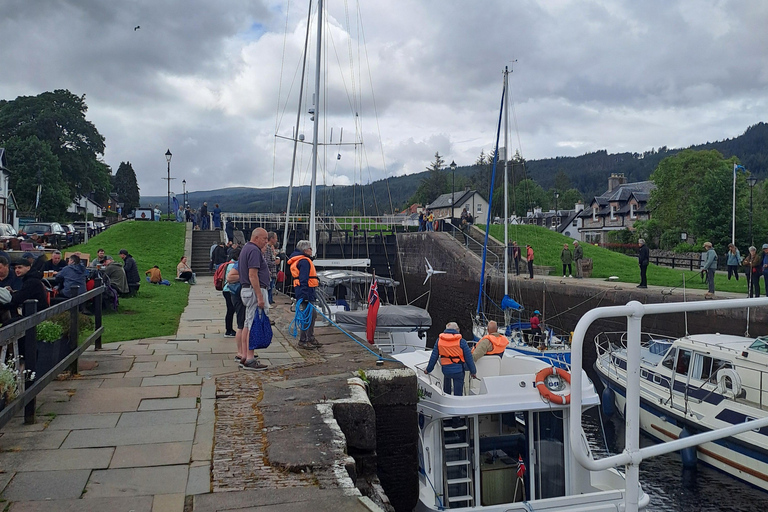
[{"left": 249, "top": 308, "right": 273, "bottom": 351}]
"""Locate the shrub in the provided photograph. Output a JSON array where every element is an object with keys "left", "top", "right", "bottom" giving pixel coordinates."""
[
  {"left": 36, "top": 321, "right": 64, "bottom": 342},
  {"left": 47, "top": 312, "right": 95, "bottom": 339}
]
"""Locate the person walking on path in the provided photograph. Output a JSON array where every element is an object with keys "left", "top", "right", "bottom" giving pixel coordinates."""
[
  {"left": 200, "top": 202, "right": 209, "bottom": 230},
  {"left": 237, "top": 227, "right": 270, "bottom": 370},
  {"left": 573, "top": 240, "right": 583, "bottom": 278},
  {"left": 726, "top": 243, "right": 741, "bottom": 281},
  {"left": 424, "top": 322, "right": 477, "bottom": 396},
  {"left": 701, "top": 241, "right": 718, "bottom": 299},
  {"left": 743, "top": 246, "right": 761, "bottom": 297},
  {"left": 560, "top": 243, "right": 573, "bottom": 278},
  {"left": 637, "top": 238, "right": 649, "bottom": 288},
  {"left": 509, "top": 241, "right": 521, "bottom": 276},
  {"left": 288, "top": 240, "right": 321, "bottom": 350},
  {"left": 525, "top": 244, "right": 534, "bottom": 279},
  {"left": 265, "top": 231, "right": 279, "bottom": 305}
]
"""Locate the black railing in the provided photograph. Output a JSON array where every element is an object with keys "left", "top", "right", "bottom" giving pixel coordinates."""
[{"left": 0, "top": 281, "right": 104, "bottom": 429}]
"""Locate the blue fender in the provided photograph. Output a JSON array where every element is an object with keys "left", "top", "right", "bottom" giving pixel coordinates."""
[
  {"left": 601, "top": 387, "right": 616, "bottom": 417},
  {"left": 679, "top": 427, "right": 698, "bottom": 469}
]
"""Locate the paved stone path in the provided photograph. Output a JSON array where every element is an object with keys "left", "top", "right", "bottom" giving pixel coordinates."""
[{"left": 0, "top": 284, "right": 379, "bottom": 511}]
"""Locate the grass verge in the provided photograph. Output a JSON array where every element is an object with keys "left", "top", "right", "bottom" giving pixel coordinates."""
[
  {"left": 66, "top": 221, "right": 189, "bottom": 342},
  {"left": 485, "top": 224, "right": 749, "bottom": 294}
]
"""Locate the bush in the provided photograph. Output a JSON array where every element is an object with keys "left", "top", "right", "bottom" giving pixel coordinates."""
[
  {"left": 48, "top": 312, "right": 94, "bottom": 339},
  {"left": 36, "top": 321, "right": 64, "bottom": 342}
]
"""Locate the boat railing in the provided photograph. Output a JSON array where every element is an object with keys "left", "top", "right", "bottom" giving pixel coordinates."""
[{"left": 572, "top": 298, "right": 768, "bottom": 512}]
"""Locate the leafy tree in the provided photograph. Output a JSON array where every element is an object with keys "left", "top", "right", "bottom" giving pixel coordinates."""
[
  {"left": 410, "top": 152, "right": 448, "bottom": 205},
  {"left": 554, "top": 170, "right": 571, "bottom": 193},
  {"left": 633, "top": 219, "right": 663, "bottom": 248},
  {"left": 690, "top": 165, "right": 748, "bottom": 253},
  {"left": 557, "top": 188, "right": 583, "bottom": 210},
  {"left": 4, "top": 135, "right": 71, "bottom": 219},
  {"left": 511, "top": 178, "right": 549, "bottom": 216},
  {"left": 113, "top": 161, "right": 141, "bottom": 213},
  {"left": 0, "top": 89, "right": 110, "bottom": 202}
]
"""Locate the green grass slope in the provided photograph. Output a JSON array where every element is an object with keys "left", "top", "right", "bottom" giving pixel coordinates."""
[
  {"left": 67, "top": 221, "right": 189, "bottom": 342},
  {"left": 484, "top": 224, "right": 747, "bottom": 294}
]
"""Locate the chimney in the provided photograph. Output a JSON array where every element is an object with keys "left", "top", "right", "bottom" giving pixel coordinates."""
[
  {"left": 607, "top": 173, "right": 626, "bottom": 192},
  {"left": 575, "top": 202, "right": 585, "bottom": 213},
  {"left": 534, "top": 207, "right": 542, "bottom": 215}
]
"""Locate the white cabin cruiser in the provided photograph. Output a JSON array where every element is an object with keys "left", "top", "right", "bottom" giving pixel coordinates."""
[
  {"left": 595, "top": 330, "right": 768, "bottom": 491},
  {"left": 395, "top": 350, "right": 648, "bottom": 510}
]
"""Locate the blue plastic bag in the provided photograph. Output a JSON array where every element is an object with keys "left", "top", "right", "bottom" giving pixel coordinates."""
[{"left": 249, "top": 308, "right": 273, "bottom": 350}]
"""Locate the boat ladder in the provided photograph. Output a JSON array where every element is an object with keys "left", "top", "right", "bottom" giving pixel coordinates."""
[{"left": 442, "top": 417, "right": 474, "bottom": 508}]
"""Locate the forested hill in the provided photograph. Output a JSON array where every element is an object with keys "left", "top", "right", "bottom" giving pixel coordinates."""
[{"left": 142, "top": 122, "right": 768, "bottom": 213}]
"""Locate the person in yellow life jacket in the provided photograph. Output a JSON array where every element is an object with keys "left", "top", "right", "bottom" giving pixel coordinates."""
[
  {"left": 425, "top": 322, "right": 477, "bottom": 396},
  {"left": 287, "top": 240, "right": 320, "bottom": 350},
  {"left": 472, "top": 320, "right": 509, "bottom": 363}
]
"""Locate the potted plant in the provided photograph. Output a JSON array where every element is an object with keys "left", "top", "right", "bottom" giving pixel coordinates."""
[
  {"left": 36, "top": 320, "right": 66, "bottom": 377},
  {"left": 0, "top": 361, "right": 19, "bottom": 411}
]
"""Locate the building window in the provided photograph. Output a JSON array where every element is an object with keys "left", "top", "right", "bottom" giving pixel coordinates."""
[
  {"left": 610, "top": 205, "right": 615, "bottom": 220},
  {"left": 477, "top": 204, "right": 482, "bottom": 213},
  {"left": 592, "top": 207, "right": 597, "bottom": 221},
  {"left": 630, "top": 203, "right": 636, "bottom": 219}
]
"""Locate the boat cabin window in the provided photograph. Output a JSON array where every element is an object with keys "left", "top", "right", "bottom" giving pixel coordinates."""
[
  {"left": 662, "top": 348, "right": 692, "bottom": 376},
  {"left": 691, "top": 353, "right": 732, "bottom": 383},
  {"left": 748, "top": 336, "right": 768, "bottom": 353},
  {"left": 533, "top": 411, "right": 565, "bottom": 500},
  {"left": 478, "top": 413, "right": 527, "bottom": 505}
]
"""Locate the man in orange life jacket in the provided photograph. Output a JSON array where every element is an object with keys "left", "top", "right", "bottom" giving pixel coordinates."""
[
  {"left": 287, "top": 240, "right": 321, "bottom": 350},
  {"left": 472, "top": 321, "right": 509, "bottom": 363},
  {"left": 424, "top": 322, "right": 477, "bottom": 396}
]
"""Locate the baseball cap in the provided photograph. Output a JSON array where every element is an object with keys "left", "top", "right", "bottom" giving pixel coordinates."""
[
  {"left": 21, "top": 252, "right": 35, "bottom": 259},
  {"left": 762, "top": 244, "right": 768, "bottom": 250},
  {"left": 534, "top": 310, "right": 541, "bottom": 315}
]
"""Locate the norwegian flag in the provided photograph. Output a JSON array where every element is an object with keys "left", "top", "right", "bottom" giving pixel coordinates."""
[
  {"left": 366, "top": 278, "right": 380, "bottom": 344},
  {"left": 517, "top": 455, "right": 526, "bottom": 479}
]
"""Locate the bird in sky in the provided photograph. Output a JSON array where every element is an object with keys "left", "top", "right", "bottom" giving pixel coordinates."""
[{"left": 134, "top": 25, "right": 140, "bottom": 31}]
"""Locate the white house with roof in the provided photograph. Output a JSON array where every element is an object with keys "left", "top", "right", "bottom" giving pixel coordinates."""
[
  {"left": 0, "top": 148, "right": 13, "bottom": 226},
  {"left": 426, "top": 190, "right": 489, "bottom": 222},
  {"left": 68, "top": 196, "right": 103, "bottom": 218}
]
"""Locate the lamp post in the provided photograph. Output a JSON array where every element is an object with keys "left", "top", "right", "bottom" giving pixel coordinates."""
[
  {"left": 748, "top": 175, "right": 758, "bottom": 246},
  {"left": 450, "top": 160, "right": 457, "bottom": 224},
  {"left": 165, "top": 149, "right": 173, "bottom": 219},
  {"left": 554, "top": 191, "right": 560, "bottom": 229},
  {"left": 182, "top": 179, "right": 187, "bottom": 208}
]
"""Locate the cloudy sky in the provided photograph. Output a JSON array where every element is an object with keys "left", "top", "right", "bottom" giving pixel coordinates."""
[{"left": 1, "top": 0, "right": 766, "bottom": 198}]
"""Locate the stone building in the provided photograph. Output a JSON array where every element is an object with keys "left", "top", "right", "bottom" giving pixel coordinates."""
[{"left": 426, "top": 190, "right": 488, "bottom": 222}]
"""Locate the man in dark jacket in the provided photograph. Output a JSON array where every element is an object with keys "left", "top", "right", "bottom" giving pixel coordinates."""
[
  {"left": 55, "top": 254, "right": 87, "bottom": 298},
  {"left": 287, "top": 240, "right": 320, "bottom": 350},
  {"left": 2, "top": 258, "right": 49, "bottom": 318},
  {"left": 637, "top": 238, "right": 650, "bottom": 288},
  {"left": 119, "top": 249, "right": 140, "bottom": 287},
  {"left": 0, "top": 256, "right": 22, "bottom": 291},
  {"left": 212, "top": 241, "right": 228, "bottom": 269}
]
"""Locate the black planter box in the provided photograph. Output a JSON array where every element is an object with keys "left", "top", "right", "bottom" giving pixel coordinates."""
[{"left": 36, "top": 338, "right": 68, "bottom": 377}]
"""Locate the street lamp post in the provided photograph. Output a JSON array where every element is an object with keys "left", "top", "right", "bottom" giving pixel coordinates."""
[
  {"left": 554, "top": 191, "right": 560, "bottom": 229},
  {"left": 450, "top": 160, "right": 457, "bottom": 224},
  {"left": 182, "top": 179, "right": 187, "bottom": 208},
  {"left": 748, "top": 175, "right": 758, "bottom": 246},
  {"left": 165, "top": 149, "right": 173, "bottom": 220}
]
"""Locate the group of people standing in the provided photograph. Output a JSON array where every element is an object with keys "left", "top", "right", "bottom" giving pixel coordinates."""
[
  {"left": 180, "top": 202, "right": 223, "bottom": 230},
  {"left": 507, "top": 240, "right": 583, "bottom": 280}
]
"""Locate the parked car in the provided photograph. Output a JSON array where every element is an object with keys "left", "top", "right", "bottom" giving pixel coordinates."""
[
  {"left": 73, "top": 221, "right": 96, "bottom": 238},
  {"left": 94, "top": 221, "right": 106, "bottom": 233},
  {"left": 62, "top": 223, "right": 82, "bottom": 246},
  {"left": 18, "top": 222, "right": 69, "bottom": 249},
  {"left": 0, "top": 223, "right": 21, "bottom": 250}
]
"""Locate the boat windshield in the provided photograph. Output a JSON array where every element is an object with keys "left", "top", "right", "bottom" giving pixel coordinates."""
[{"left": 748, "top": 336, "right": 768, "bottom": 353}]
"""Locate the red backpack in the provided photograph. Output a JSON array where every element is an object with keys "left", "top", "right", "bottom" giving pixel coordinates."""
[{"left": 213, "top": 260, "right": 232, "bottom": 291}]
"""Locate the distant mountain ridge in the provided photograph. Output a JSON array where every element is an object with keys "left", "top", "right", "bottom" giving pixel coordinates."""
[{"left": 142, "top": 122, "right": 768, "bottom": 213}]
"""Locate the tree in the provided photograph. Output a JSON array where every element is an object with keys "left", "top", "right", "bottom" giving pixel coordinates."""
[
  {"left": 4, "top": 136, "right": 71, "bottom": 219},
  {"left": 512, "top": 178, "right": 549, "bottom": 216},
  {"left": 0, "top": 89, "right": 110, "bottom": 202},
  {"left": 114, "top": 161, "right": 141, "bottom": 213},
  {"left": 410, "top": 152, "right": 448, "bottom": 205}
]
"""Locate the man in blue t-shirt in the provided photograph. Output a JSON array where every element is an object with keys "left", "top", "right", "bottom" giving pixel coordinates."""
[{"left": 237, "top": 227, "right": 270, "bottom": 371}]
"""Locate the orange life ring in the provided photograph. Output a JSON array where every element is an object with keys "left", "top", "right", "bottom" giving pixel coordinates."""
[{"left": 534, "top": 366, "right": 571, "bottom": 405}]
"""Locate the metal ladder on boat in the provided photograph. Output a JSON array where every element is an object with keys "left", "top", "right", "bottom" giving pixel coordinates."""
[{"left": 442, "top": 418, "right": 474, "bottom": 508}]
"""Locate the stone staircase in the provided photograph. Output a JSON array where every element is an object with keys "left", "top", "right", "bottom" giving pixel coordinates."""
[{"left": 191, "top": 230, "right": 224, "bottom": 275}]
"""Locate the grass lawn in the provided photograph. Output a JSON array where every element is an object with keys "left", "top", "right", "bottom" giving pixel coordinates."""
[
  {"left": 66, "top": 221, "right": 189, "bottom": 342},
  {"left": 484, "top": 224, "right": 749, "bottom": 294}
]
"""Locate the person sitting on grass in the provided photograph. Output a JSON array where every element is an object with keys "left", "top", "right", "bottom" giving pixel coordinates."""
[
  {"left": 176, "top": 256, "right": 196, "bottom": 284},
  {"left": 145, "top": 265, "right": 171, "bottom": 286},
  {"left": 54, "top": 254, "right": 87, "bottom": 299}
]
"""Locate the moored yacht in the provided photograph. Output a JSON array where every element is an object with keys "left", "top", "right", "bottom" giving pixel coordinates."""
[
  {"left": 595, "top": 330, "right": 768, "bottom": 491},
  {"left": 395, "top": 350, "right": 648, "bottom": 510}
]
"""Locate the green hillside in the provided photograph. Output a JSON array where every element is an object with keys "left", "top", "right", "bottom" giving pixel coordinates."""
[
  {"left": 66, "top": 221, "right": 189, "bottom": 342},
  {"left": 486, "top": 224, "right": 747, "bottom": 294}
]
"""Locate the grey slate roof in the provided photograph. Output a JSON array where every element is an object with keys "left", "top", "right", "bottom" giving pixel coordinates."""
[{"left": 426, "top": 190, "right": 481, "bottom": 209}]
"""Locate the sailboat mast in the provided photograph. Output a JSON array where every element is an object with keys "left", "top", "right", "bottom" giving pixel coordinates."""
[
  {"left": 503, "top": 67, "right": 509, "bottom": 297},
  {"left": 309, "top": 0, "right": 323, "bottom": 255},
  {"left": 281, "top": 0, "right": 313, "bottom": 256}
]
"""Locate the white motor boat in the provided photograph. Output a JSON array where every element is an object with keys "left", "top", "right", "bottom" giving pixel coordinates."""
[
  {"left": 595, "top": 330, "right": 768, "bottom": 491},
  {"left": 395, "top": 350, "right": 648, "bottom": 511}
]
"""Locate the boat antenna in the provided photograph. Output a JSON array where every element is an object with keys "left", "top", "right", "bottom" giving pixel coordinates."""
[
  {"left": 682, "top": 272, "right": 689, "bottom": 337},
  {"left": 281, "top": 0, "right": 313, "bottom": 258},
  {"left": 476, "top": 79, "right": 506, "bottom": 318},
  {"left": 746, "top": 307, "right": 751, "bottom": 337},
  {"left": 308, "top": 0, "right": 323, "bottom": 255}
]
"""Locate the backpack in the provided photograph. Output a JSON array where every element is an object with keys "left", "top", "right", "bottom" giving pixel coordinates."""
[{"left": 213, "top": 260, "right": 232, "bottom": 291}]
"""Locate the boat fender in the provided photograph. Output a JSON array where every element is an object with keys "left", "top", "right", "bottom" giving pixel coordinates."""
[
  {"left": 716, "top": 368, "right": 742, "bottom": 397},
  {"left": 679, "top": 427, "right": 697, "bottom": 469},
  {"left": 534, "top": 366, "right": 571, "bottom": 405},
  {"left": 601, "top": 387, "right": 616, "bottom": 417}
]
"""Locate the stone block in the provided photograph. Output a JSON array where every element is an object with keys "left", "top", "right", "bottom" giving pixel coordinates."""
[
  {"left": 47, "top": 413, "right": 120, "bottom": 430},
  {"left": 8, "top": 497, "right": 153, "bottom": 512},
  {"left": 85, "top": 465, "right": 189, "bottom": 498},
  {"left": 117, "top": 409, "right": 199, "bottom": 428},
  {"left": 138, "top": 397, "right": 197, "bottom": 411},
  {"left": 334, "top": 401, "right": 376, "bottom": 452},
  {"left": 1, "top": 469, "right": 90, "bottom": 501},
  {"left": 110, "top": 442, "right": 192, "bottom": 468}
]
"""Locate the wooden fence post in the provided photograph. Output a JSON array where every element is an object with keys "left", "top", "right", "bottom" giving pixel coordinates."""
[
  {"left": 22, "top": 300, "right": 39, "bottom": 425},
  {"left": 94, "top": 278, "right": 103, "bottom": 350},
  {"left": 67, "top": 285, "right": 80, "bottom": 376}
]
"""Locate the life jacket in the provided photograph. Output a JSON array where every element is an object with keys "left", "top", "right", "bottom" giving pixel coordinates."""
[
  {"left": 287, "top": 254, "right": 319, "bottom": 288},
  {"left": 475, "top": 333, "right": 509, "bottom": 356},
  {"left": 438, "top": 332, "right": 465, "bottom": 366}
]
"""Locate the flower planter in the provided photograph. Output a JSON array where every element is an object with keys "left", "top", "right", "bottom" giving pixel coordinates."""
[{"left": 36, "top": 338, "right": 68, "bottom": 377}]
